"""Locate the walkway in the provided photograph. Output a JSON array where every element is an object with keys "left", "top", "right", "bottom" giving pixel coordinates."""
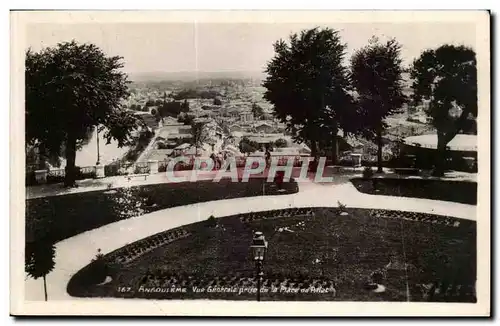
[
  {"left": 26, "top": 168, "right": 477, "bottom": 200},
  {"left": 24, "top": 179, "right": 476, "bottom": 301}
]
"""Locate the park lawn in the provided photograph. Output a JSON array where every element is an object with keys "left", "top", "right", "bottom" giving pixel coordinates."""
[
  {"left": 26, "top": 178, "right": 299, "bottom": 244},
  {"left": 68, "top": 207, "right": 476, "bottom": 302},
  {"left": 351, "top": 178, "right": 477, "bottom": 205}
]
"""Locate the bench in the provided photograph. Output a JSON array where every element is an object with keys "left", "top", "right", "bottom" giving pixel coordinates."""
[{"left": 126, "top": 173, "right": 149, "bottom": 181}]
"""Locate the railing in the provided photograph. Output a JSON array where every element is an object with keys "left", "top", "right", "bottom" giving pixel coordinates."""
[
  {"left": 27, "top": 165, "right": 98, "bottom": 186},
  {"left": 80, "top": 166, "right": 96, "bottom": 174},
  {"left": 47, "top": 168, "right": 65, "bottom": 178}
]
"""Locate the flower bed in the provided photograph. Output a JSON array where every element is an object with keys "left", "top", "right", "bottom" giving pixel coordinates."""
[{"left": 351, "top": 177, "right": 477, "bottom": 205}]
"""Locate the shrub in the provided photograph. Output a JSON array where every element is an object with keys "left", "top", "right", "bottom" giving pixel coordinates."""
[
  {"left": 158, "top": 162, "right": 168, "bottom": 173},
  {"left": 337, "top": 201, "right": 347, "bottom": 213},
  {"left": 274, "top": 138, "right": 288, "bottom": 148},
  {"left": 134, "top": 165, "right": 151, "bottom": 174},
  {"left": 89, "top": 248, "right": 108, "bottom": 284},
  {"left": 362, "top": 167, "right": 374, "bottom": 179},
  {"left": 205, "top": 215, "right": 217, "bottom": 228},
  {"left": 104, "top": 163, "right": 127, "bottom": 177},
  {"left": 156, "top": 141, "right": 169, "bottom": 150}
]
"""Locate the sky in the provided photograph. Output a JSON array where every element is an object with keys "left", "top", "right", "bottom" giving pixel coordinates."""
[{"left": 26, "top": 22, "right": 477, "bottom": 75}]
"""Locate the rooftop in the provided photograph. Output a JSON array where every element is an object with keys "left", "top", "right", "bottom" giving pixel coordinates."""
[{"left": 403, "top": 134, "right": 477, "bottom": 152}]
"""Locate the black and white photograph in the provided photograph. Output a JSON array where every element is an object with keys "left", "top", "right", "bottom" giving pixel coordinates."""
[{"left": 10, "top": 10, "right": 490, "bottom": 316}]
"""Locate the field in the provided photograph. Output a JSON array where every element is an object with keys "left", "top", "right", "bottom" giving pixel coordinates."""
[{"left": 67, "top": 207, "right": 476, "bottom": 302}]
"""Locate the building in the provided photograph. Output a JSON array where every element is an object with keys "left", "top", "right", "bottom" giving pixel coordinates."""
[
  {"left": 254, "top": 122, "right": 275, "bottom": 134},
  {"left": 240, "top": 111, "right": 254, "bottom": 123}
]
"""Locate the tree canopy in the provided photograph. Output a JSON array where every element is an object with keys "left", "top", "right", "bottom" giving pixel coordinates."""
[
  {"left": 351, "top": 37, "right": 407, "bottom": 171},
  {"left": 190, "top": 121, "right": 208, "bottom": 155},
  {"left": 410, "top": 44, "right": 477, "bottom": 175},
  {"left": 251, "top": 103, "right": 264, "bottom": 119},
  {"left": 25, "top": 237, "right": 56, "bottom": 301},
  {"left": 26, "top": 41, "right": 140, "bottom": 185},
  {"left": 239, "top": 137, "right": 260, "bottom": 154},
  {"left": 263, "top": 27, "right": 355, "bottom": 159}
]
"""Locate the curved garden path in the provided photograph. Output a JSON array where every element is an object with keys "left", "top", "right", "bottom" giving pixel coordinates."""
[{"left": 25, "top": 180, "right": 476, "bottom": 301}]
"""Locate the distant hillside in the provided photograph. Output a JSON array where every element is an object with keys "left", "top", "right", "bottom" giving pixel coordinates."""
[{"left": 128, "top": 71, "right": 266, "bottom": 82}]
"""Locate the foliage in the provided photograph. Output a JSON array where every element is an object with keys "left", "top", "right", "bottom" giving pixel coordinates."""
[
  {"left": 351, "top": 37, "right": 407, "bottom": 172},
  {"left": 25, "top": 237, "right": 56, "bottom": 300},
  {"left": 273, "top": 138, "right": 288, "bottom": 148},
  {"left": 337, "top": 201, "right": 347, "bottom": 212},
  {"left": 134, "top": 165, "right": 151, "bottom": 174},
  {"left": 239, "top": 137, "right": 260, "bottom": 154},
  {"left": 351, "top": 178, "right": 477, "bottom": 205},
  {"left": 190, "top": 121, "right": 208, "bottom": 155},
  {"left": 263, "top": 27, "right": 357, "bottom": 160},
  {"left": 205, "top": 215, "right": 218, "bottom": 228},
  {"left": 410, "top": 44, "right": 477, "bottom": 176},
  {"left": 156, "top": 140, "right": 169, "bottom": 150},
  {"left": 362, "top": 166, "right": 375, "bottom": 179},
  {"left": 173, "top": 89, "right": 221, "bottom": 100},
  {"left": 145, "top": 99, "right": 156, "bottom": 107},
  {"left": 251, "top": 103, "right": 264, "bottom": 119},
  {"left": 159, "top": 100, "right": 189, "bottom": 117},
  {"left": 26, "top": 41, "right": 140, "bottom": 186},
  {"left": 25, "top": 238, "right": 56, "bottom": 280},
  {"left": 213, "top": 97, "right": 222, "bottom": 105},
  {"left": 89, "top": 248, "right": 109, "bottom": 284},
  {"left": 129, "top": 104, "right": 141, "bottom": 111},
  {"left": 177, "top": 112, "right": 195, "bottom": 125},
  {"left": 124, "top": 129, "right": 154, "bottom": 162}
]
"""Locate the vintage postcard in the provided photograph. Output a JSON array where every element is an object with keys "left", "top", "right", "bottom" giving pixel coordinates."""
[{"left": 10, "top": 10, "right": 490, "bottom": 316}]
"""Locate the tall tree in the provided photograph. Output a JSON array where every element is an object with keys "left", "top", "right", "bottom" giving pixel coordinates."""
[
  {"left": 263, "top": 27, "right": 355, "bottom": 163},
  {"left": 25, "top": 237, "right": 56, "bottom": 301},
  {"left": 410, "top": 45, "right": 477, "bottom": 176},
  {"left": 239, "top": 137, "right": 260, "bottom": 154},
  {"left": 351, "top": 37, "right": 407, "bottom": 173},
  {"left": 26, "top": 41, "right": 140, "bottom": 186},
  {"left": 251, "top": 103, "right": 264, "bottom": 120},
  {"left": 190, "top": 121, "right": 208, "bottom": 156}
]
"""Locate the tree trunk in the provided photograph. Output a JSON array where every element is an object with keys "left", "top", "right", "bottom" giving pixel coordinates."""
[
  {"left": 309, "top": 141, "right": 319, "bottom": 173},
  {"left": 43, "top": 275, "right": 48, "bottom": 301},
  {"left": 433, "top": 133, "right": 447, "bottom": 177},
  {"left": 331, "top": 126, "right": 338, "bottom": 166},
  {"left": 310, "top": 141, "right": 318, "bottom": 158},
  {"left": 376, "top": 125, "right": 383, "bottom": 173},
  {"left": 64, "top": 133, "right": 77, "bottom": 187}
]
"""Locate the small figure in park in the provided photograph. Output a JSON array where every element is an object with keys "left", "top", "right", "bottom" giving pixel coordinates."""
[
  {"left": 210, "top": 153, "right": 217, "bottom": 170},
  {"left": 265, "top": 148, "right": 271, "bottom": 168}
]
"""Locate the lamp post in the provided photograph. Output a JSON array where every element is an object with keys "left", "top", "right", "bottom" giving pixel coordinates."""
[{"left": 250, "top": 231, "right": 268, "bottom": 302}]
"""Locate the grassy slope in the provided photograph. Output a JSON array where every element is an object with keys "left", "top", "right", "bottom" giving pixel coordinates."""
[{"left": 26, "top": 178, "right": 298, "bottom": 244}]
